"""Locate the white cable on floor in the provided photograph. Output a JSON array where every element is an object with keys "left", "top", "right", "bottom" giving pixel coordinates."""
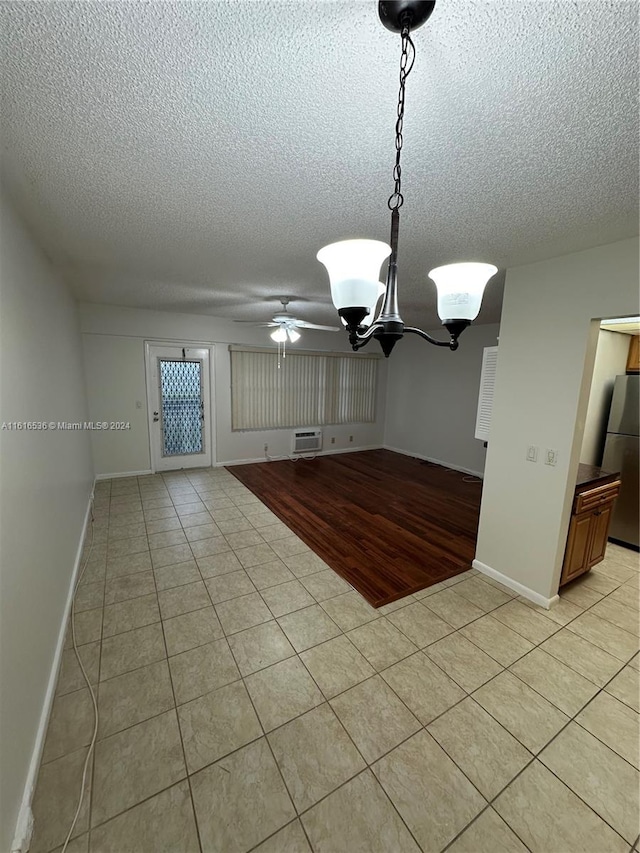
[
  {"left": 265, "top": 450, "right": 317, "bottom": 463},
  {"left": 60, "top": 501, "right": 99, "bottom": 853}
]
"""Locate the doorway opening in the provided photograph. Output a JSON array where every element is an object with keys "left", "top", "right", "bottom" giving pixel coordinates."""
[
  {"left": 578, "top": 317, "right": 639, "bottom": 550},
  {"left": 145, "top": 343, "right": 214, "bottom": 471}
]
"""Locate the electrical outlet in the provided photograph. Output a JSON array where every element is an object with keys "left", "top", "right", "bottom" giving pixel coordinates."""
[
  {"left": 545, "top": 448, "right": 558, "bottom": 466},
  {"left": 526, "top": 445, "right": 538, "bottom": 463},
  {"left": 331, "top": 437, "right": 335, "bottom": 444},
  {"left": 349, "top": 435, "right": 353, "bottom": 442}
]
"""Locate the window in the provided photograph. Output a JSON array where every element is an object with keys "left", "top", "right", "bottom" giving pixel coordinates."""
[{"left": 230, "top": 346, "right": 379, "bottom": 430}]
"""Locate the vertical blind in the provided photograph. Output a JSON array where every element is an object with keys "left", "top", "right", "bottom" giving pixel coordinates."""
[{"left": 230, "top": 347, "right": 379, "bottom": 430}]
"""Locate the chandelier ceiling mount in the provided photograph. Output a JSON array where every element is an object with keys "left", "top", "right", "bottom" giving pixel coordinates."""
[{"left": 378, "top": 0, "right": 436, "bottom": 33}]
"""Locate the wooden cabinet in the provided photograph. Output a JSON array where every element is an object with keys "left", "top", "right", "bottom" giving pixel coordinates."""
[
  {"left": 560, "top": 480, "right": 620, "bottom": 586},
  {"left": 627, "top": 335, "right": 640, "bottom": 373}
]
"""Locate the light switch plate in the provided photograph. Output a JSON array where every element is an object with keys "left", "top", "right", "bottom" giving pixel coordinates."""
[
  {"left": 526, "top": 445, "right": 539, "bottom": 463},
  {"left": 545, "top": 449, "right": 558, "bottom": 466}
]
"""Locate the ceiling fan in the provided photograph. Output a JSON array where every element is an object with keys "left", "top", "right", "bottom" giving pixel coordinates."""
[{"left": 236, "top": 297, "right": 340, "bottom": 342}]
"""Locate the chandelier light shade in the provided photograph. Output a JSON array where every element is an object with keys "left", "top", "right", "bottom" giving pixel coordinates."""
[
  {"left": 429, "top": 262, "right": 499, "bottom": 323},
  {"left": 317, "top": 0, "right": 497, "bottom": 357},
  {"left": 317, "top": 239, "right": 391, "bottom": 313},
  {"left": 340, "top": 282, "right": 387, "bottom": 327},
  {"left": 361, "top": 281, "right": 387, "bottom": 327},
  {"left": 286, "top": 327, "right": 301, "bottom": 342}
]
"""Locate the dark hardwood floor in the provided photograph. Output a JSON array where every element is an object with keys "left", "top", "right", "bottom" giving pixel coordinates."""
[{"left": 227, "top": 449, "right": 483, "bottom": 607}]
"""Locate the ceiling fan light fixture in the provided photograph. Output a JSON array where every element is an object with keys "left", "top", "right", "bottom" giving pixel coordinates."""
[
  {"left": 316, "top": 0, "right": 495, "bottom": 357},
  {"left": 270, "top": 326, "right": 288, "bottom": 343},
  {"left": 287, "top": 328, "right": 301, "bottom": 342}
]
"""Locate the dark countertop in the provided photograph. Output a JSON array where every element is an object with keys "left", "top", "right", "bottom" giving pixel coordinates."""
[{"left": 576, "top": 463, "right": 621, "bottom": 490}]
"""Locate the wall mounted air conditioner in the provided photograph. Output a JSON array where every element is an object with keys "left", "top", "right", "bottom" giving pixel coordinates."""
[{"left": 292, "top": 429, "right": 322, "bottom": 454}]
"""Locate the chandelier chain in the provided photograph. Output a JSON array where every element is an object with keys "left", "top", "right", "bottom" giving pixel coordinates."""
[{"left": 388, "top": 20, "right": 416, "bottom": 212}]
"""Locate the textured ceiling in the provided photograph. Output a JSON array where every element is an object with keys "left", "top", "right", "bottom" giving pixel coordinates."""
[{"left": 1, "top": 1, "right": 638, "bottom": 329}]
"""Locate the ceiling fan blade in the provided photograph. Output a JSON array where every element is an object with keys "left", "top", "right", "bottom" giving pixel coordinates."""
[
  {"left": 294, "top": 321, "right": 341, "bottom": 331},
  {"left": 232, "top": 320, "right": 278, "bottom": 327},
  {"left": 250, "top": 323, "right": 278, "bottom": 328}
]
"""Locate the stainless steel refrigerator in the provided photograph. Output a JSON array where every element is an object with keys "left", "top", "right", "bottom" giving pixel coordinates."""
[{"left": 602, "top": 374, "right": 640, "bottom": 549}]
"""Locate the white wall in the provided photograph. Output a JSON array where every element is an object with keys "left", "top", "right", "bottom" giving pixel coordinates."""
[
  {"left": 0, "top": 198, "right": 93, "bottom": 852},
  {"left": 79, "top": 304, "right": 388, "bottom": 476},
  {"left": 384, "top": 323, "right": 500, "bottom": 476},
  {"left": 580, "top": 329, "right": 631, "bottom": 466},
  {"left": 82, "top": 334, "right": 151, "bottom": 475},
  {"left": 475, "top": 237, "right": 639, "bottom": 603}
]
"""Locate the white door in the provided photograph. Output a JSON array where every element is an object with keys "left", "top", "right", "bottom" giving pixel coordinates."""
[{"left": 146, "top": 344, "right": 213, "bottom": 472}]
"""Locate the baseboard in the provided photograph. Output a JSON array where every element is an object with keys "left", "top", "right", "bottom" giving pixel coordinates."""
[
  {"left": 95, "top": 469, "right": 153, "bottom": 480},
  {"left": 223, "top": 444, "right": 384, "bottom": 467},
  {"left": 212, "top": 459, "right": 256, "bottom": 467},
  {"left": 383, "top": 445, "right": 484, "bottom": 479},
  {"left": 472, "top": 559, "right": 560, "bottom": 610},
  {"left": 11, "top": 487, "right": 95, "bottom": 853}
]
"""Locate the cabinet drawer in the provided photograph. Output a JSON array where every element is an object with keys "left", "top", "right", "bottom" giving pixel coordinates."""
[{"left": 574, "top": 482, "right": 620, "bottom": 514}]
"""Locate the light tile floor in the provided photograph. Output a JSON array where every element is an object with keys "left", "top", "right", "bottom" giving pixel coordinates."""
[{"left": 31, "top": 469, "right": 640, "bottom": 853}]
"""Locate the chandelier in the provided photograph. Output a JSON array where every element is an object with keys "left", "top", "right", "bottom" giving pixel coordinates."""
[{"left": 317, "top": 0, "right": 497, "bottom": 357}]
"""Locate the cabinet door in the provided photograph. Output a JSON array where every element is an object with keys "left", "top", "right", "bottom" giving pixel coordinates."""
[
  {"left": 562, "top": 513, "right": 593, "bottom": 584},
  {"left": 588, "top": 504, "right": 613, "bottom": 566}
]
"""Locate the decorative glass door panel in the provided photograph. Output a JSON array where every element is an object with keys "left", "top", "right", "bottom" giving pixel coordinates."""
[
  {"left": 159, "top": 359, "right": 203, "bottom": 456},
  {"left": 146, "top": 345, "right": 213, "bottom": 471}
]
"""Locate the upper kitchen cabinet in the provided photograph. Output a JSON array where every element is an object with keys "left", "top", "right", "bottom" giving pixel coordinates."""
[{"left": 626, "top": 335, "right": 640, "bottom": 373}]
